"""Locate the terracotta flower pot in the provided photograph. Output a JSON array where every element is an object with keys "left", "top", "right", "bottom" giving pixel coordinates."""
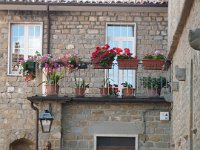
[
  {"left": 45, "top": 84, "right": 59, "bottom": 96},
  {"left": 142, "top": 59, "right": 165, "bottom": 70},
  {"left": 99, "top": 87, "right": 112, "bottom": 96},
  {"left": 75, "top": 88, "right": 86, "bottom": 97},
  {"left": 117, "top": 59, "right": 138, "bottom": 70},
  {"left": 122, "top": 88, "right": 135, "bottom": 97}
]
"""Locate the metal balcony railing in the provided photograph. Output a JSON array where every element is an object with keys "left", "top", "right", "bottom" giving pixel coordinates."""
[{"left": 31, "top": 63, "right": 171, "bottom": 98}]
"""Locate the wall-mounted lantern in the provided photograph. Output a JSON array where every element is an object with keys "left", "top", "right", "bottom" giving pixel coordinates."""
[
  {"left": 189, "top": 28, "right": 200, "bottom": 50},
  {"left": 39, "top": 110, "right": 54, "bottom": 133}
]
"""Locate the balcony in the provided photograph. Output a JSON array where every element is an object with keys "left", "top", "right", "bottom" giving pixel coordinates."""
[{"left": 27, "top": 62, "right": 171, "bottom": 103}]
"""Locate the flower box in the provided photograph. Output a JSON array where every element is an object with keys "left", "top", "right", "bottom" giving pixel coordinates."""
[
  {"left": 117, "top": 59, "right": 138, "bottom": 70},
  {"left": 142, "top": 59, "right": 165, "bottom": 70},
  {"left": 92, "top": 60, "right": 113, "bottom": 69}
]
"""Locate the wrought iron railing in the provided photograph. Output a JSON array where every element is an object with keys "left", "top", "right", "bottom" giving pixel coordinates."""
[{"left": 31, "top": 63, "right": 171, "bottom": 98}]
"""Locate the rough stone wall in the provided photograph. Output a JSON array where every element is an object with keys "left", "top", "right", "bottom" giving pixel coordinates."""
[
  {"left": 62, "top": 102, "right": 171, "bottom": 150},
  {"left": 0, "top": 10, "right": 168, "bottom": 150},
  {"left": 168, "top": 0, "right": 185, "bottom": 48},
  {"left": 169, "top": 0, "right": 200, "bottom": 149},
  {"left": 49, "top": 11, "right": 168, "bottom": 96}
]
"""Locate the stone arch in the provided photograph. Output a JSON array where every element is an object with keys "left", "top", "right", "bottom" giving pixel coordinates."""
[
  {"left": 9, "top": 138, "right": 34, "bottom": 150},
  {"left": 6, "top": 130, "right": 35, "bottom": 150}
]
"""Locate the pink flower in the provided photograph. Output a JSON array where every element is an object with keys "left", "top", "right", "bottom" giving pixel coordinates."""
[
  {"left": 44, "top": 63, "right": 49, "bottom": 69},
  {"left": 154, "top": 50, "right": 160, "bottom": 55}
]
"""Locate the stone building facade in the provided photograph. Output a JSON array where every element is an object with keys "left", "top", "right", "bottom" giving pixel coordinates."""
[
  {"left": 0, "top": 2, "right": 170, "bottom": 150},
  {"left": 168, "top": 0, "right": 200, "bottom": 149}
]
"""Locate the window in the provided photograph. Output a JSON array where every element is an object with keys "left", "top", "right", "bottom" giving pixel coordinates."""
[
  {"left": 106, "top": 23, "right": 136, "bottom": 95},
  {"left": 8, "top": 23, "right": 42, "bottom": 75}
]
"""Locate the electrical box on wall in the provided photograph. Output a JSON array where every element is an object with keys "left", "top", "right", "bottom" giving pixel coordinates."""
[{"left": 160, "top": 112, "right": 170, "bottom": 121}]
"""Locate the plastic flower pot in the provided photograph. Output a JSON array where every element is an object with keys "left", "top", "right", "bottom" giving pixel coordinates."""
[
  {"left": 92, "top": 58, "right": 113, "bottom": 69},
  {"left": 142, "top": 59, "right": 165, "bottom": 70},
  {"left": 117, "top": 59, "right": 138, "bottom": 70}
]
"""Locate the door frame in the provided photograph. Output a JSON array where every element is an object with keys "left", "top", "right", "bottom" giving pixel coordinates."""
[{"left": 94, "top": 134, "right": 138, "bottom": 150}]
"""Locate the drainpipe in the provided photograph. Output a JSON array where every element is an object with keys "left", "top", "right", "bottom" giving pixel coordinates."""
[
  {"left": 189, "top": 59, "right": 194, "bottom": 150},
  {"left": 31, "top": 102, "right": 39, "bottom": 150},
  {"left": 47, "top": 3, "right": 51, "bottom": 54}
]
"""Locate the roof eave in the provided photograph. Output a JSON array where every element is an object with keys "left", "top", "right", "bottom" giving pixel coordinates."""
[{"left": 0, "top": 3, "right": 168, "bottom": 12}]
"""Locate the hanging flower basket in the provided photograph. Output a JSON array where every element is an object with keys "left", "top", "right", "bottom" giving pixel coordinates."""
[
  {"left": 117, "top": 59, "right": 138, "bottom": 70},
  {"left": 45, "top": 84, "right": 59, "bottom": 96},
  {"left": 142, "top": 59, "right": 165, "bottom": 70}
]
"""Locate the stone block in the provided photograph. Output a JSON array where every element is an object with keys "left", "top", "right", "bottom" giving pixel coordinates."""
[
  {"left": 7, "top": 87, "right": 14, "bottom": 93},
  {"left": 99, "top": 16, "right": 110, "bottom": 21},
  {"left": 89, "top": 16, "right": 97, "bottom": 21},
  {"left": 134, "top": 17, "right": 142, "bottom": 21},
  {"left": 87, "top": 29, "right": 99, "bottom": 34}
]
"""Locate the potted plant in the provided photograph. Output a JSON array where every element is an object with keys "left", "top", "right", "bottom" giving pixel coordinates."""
[
  {"left": 91, "top": 44, "right": 116, "bottom": 69},
  {"left": 18, "top": 58, "right": 36, "bottom": 81},
  {"left": 121, "top": 81, "right": 135, "bottom": 97},
  {"left": 74, "top": 78, "right": 89, "bottom": 97},
  {"left": 99, "top": 78, "right": 111, "bottom": 96},
  {"left": 115, "top": 48, "right": 138, "bottom": 70},
  {"left": 141, "top": 76, "right": 167, "bottom": 96},
  {"left": 109, "top": 84, "right": 120, "bottom": 97},
  {"left": 38, "top": 55, "right": 64, "bottom": 96},
  {"left": 143, "top": 50, "right": 165, "bottom": 70}
]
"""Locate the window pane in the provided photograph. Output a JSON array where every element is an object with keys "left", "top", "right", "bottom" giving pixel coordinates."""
[
  {"left": 35, "top": 26, "right": 41, "bottom": 37},
  {"left": 18, "top": 25, "right": 24, "bottom": 36},
  {"left": 12, "top": 25, "right": 18, "bottom": 37},
  {"left": 107, "top": 26, "right": 113, "bottom": 37},
  {"left": 127, "top": 26, "right": 134, "bottom": 37},
  {"left": 121, "top": 26, "right": 127, "bottom": 37},
  {"left": 29, "top": 26, "right": 34, "bottom": 37},
  {"left": 113, "top": 26, "right": 120, "bottom": 37}
]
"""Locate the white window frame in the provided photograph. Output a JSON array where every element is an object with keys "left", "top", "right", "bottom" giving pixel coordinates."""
[
  {"left": 106, "top": 22, "right": 137, "bottom": 95},
  {"left": 94, "top": 134, "right": 138, "bottom": 150},
  {"left": 7, "top": 22, "right": 43, "bottom": 76}
]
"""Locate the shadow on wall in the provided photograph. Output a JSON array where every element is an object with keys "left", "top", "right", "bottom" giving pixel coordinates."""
[{"left": 10, "top": 138, "right": 34, "bottom": 150}]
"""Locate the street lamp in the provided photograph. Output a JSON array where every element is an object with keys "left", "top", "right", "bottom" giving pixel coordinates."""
[{"left": 39, "top": 110, "right": 54, "bottom": 133}]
